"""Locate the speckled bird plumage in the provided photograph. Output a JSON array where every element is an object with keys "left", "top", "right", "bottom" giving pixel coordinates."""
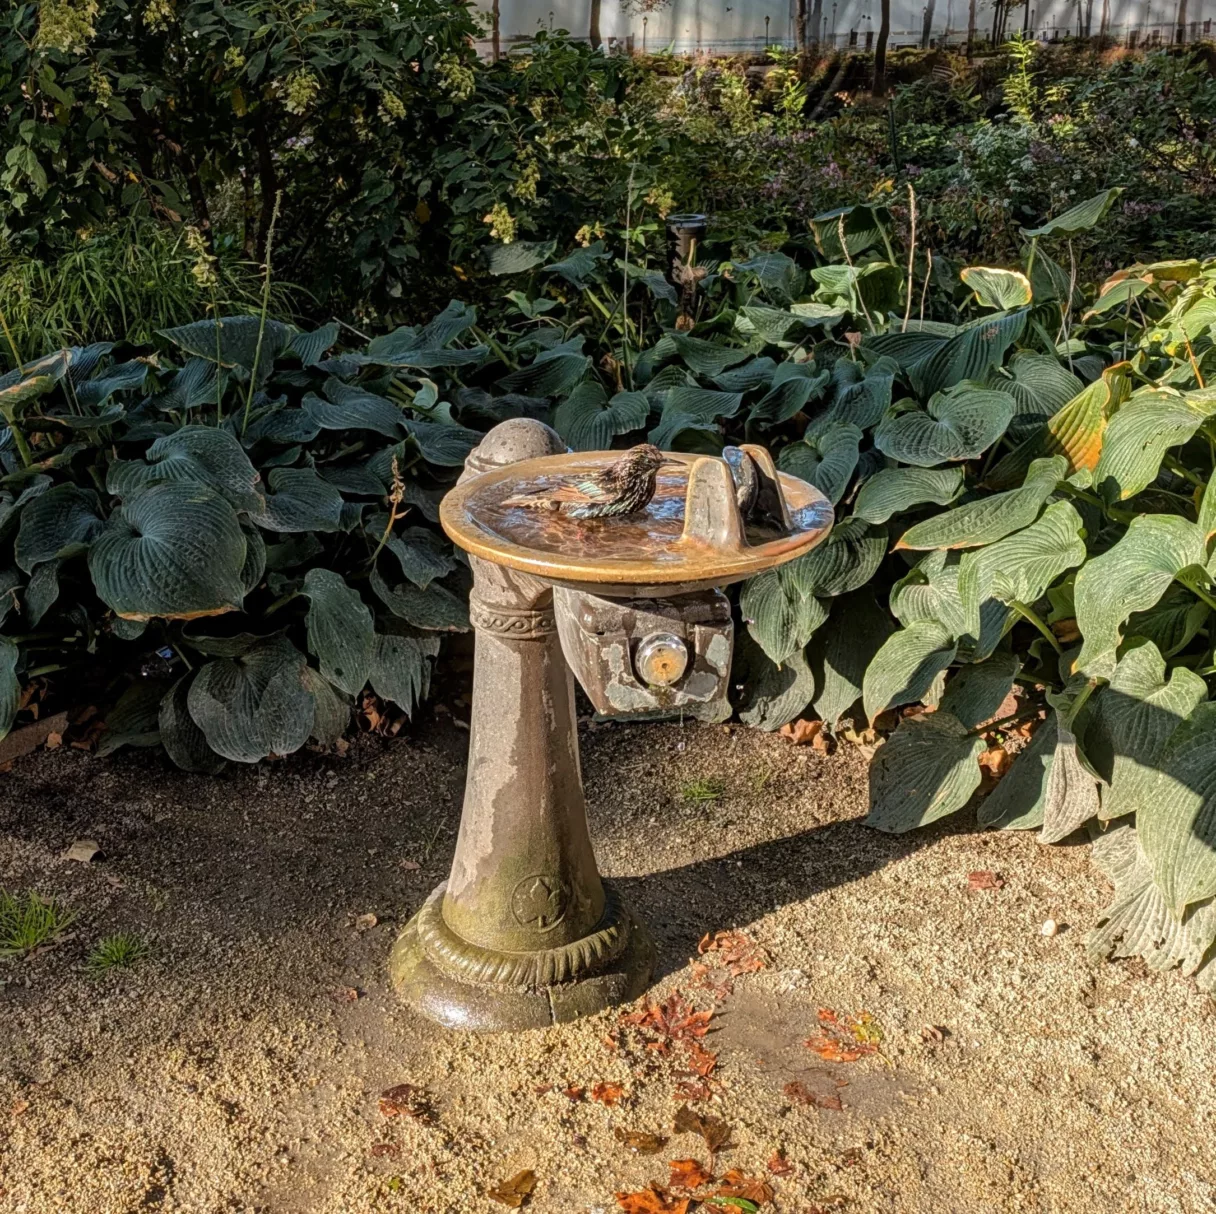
[{"left": 503, "top": 444, "right": 667, "bottom": 520}]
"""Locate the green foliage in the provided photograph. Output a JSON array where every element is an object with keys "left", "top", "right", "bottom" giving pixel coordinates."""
[
  {"left": 86, "top": 931, "right": 150, "bottom": 974},
  {"left": 0, "top": 889, "right": 75, "bottom": 957}
]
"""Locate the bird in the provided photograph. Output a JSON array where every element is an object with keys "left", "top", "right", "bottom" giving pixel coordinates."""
[{"left": 503, "top": 444, "right": 670, "bottom": 521}]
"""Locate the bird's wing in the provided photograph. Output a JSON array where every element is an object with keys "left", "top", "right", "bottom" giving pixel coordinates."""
[{"left": 502, "top": 481, "right": 603, "bottom": 509}]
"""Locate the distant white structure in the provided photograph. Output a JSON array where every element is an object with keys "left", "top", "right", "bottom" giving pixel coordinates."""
[{"left": 473, "top": 0, "right": 1215, "bottom": 55}]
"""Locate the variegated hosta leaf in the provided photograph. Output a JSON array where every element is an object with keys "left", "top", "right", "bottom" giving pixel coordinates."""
[
  {"left": 905, "top": 310, "right": 1028, "bottom": 399},
  {"left": 1087, "top": 642, "right": 1207, "bottom": 822},
  {"left": 369, "top": 634, "right": 440, "bottom": 717},
  {"left": 977, "top": 717, "right": 1055, "bottom": 830},
  {"left": 302, "top": 568, "right": 374, "bottom": 696},
  {"left": 553, "top": 383, "right": 649, "bottom": 451},
  {"left": 1093, "top": 388, "right": 1216, "bottom": 503},
  {"left": 671, "top": 333, "right": 751, "bottom": 377},
  {"left": 938, "top": 652, "right": 1020, "bottom": 730},
  {"left": 1021, "top": 187, "right": 1122, "bottom": 239},
  {"left": 960, "top": 266, "right": 1033, "bottom": 310},
  {"left": 956, "top": 500, "right": 1085, "bottom": 641},
  {"left": 874, "top": 382, "right": 1014, "bottom": 467},
  {"left": 852, "top": 466, "right": 965, "bottom": 525},
  {"left": 782, "top": 518, "right": 886, "bottom": 599},
  {"left": 986, "top": 362, "right": 1130, "bottom": 490},
  {"left": 810, "top": 589, "right": 893, "bottom": 729},
  {"left": 896, "top": 456, "right": 1064, "bottom": 550},
  {"left": 777, "top": 421, "right": 861, "bottom": 505},
  {"left": 370, "top": 565, "right": 469, "bottom": 632},
  {"left": 159, "top": 673, "right": 226, "bottom": 774},
  {"left": 865, "top": 710, "right": 986, "bottom": 833},
  {"left": 739, "top": 568, "right": 828, "bottom": 664},
  {"left": 0, "top": 350, "right": 70, "bottom": 410},
  {"left": 862, "top": 619, "right": 957, "bottom": 723},
  {"left": 187, "top": 635, "right": 315, "bottom": 764},
  {"left": 14, "top": 484, "right": 103, "bottom": 573},
  {"left": 1087, "top": 823, "right": 1216, "bottom": 987},
  {"left": 733, "top": 631, "right": 816, "bottom": 732},
  {"left": 88, "top": 483, "right": 247, "bottom": 620},
  {"left": 1074, "top": 514, "right": 1208, "bottom": 677},
  {"left": 1138, "top": 701, "right": 1216, "bottom": 915}
]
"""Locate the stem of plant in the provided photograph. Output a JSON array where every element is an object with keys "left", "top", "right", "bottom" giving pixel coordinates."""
[
  {"left": 241, "top": 191, "right": 281, "bottom": 438},
  {"left": 1010, "top": 599, "right": 1062, "bottom": 653}
]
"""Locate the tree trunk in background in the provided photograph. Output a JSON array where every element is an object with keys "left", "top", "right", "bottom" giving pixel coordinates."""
[
  {"left": 922, "top": 0, "right": 936, "bottom": 46},
  {"left": 492, "top": 0, "right": 500, "bottom": 58},
  {"left": 589, "top": 0, "right": 602, "bottom": 49},
  {"left": 797, "top": 0, "right": 809, "bottom": 51},
  {"left": 1175, "top": 0, "right": 1188, "bottom": 41},
  {"left": 967, "top": 0, "right": 977, "bottom": 53},
  {"left": 810, "top": 0, "right": 824, "bottom": 46},
  {"left": 873, "top": 0, "right": 891, "bottom": 94}
]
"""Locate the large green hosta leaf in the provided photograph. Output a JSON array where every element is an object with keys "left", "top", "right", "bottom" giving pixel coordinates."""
[
  {"left": 1074, "top": 514, "right": 1208, "bottom": 677},
  {"left": 865, "top": 710, "right": 985, "bottom": 833},
  {"left": 853, "top": 466, "right": 965, "bottom": 524},
  {"left": 937, "top": 652, "right": 1019, "bottom": 729},
  {"left": 733, "top": 632, "right": 816, "bottom": 731},
  {"left": 976, "top": 718, "right": 1055, "bottom": 830},
  {"left": 896, "top": 456, "right": 1064, "bottom": 550},
  {"left": 824, "top": 359, "right": 896, "bottom": 429},
  {"left": 14, "top": 485, "right": 103, "bottom": 572},
  {"left": 487, "top": 240, "right": 557, "bottom": 275},
  {"left": 366, "top": 516, "right": 457, "bottom": 589},
  {"left": 1138, "top": 701, "right": 1216, "bottom": 915},
  {"left": 187, "top": 635, "right": 315, "bottom": 764},
  {"left": 783, "top": 518, "right": 886, "bottom": 599},
  {"left": 553, "top": 384, "right": 649, "bottom": 451},
  {"left": 987, "top": 352, "right": 1083, "bottom": 432},
  {"left": 302, "top": 568, "right": 374, "bottom": 696},
  {"left": 1087, "top": 824, "right": 1216, "bottom": 989},
  {"left": 777, "top": 420, "right": 861, "bottom": 505},
  {"left": 160, "top": 316, "right": 293, "bottom": 376},
  {"left": 1093, "top": 388, "right": 1216, "bottom": 503},
  {"left": 258, "top": 467, "right": 344, "bottom": 533},
  {"left": 1040, "top": 699, "right": 1102, "bottom": 845},
  {"left": 810, "top": 589, "right": 894, "bottom": 729},
  {"left": 748, "top": 365, "right": 829, "bottom": 427},
  {"left": 89, "top": 483, "right": 247, "bottom": 620},
  {"left": 671, "top": 333, "right": 751, "bottom": 377},
  {"left": 140, "top": 426, "right": 262, "bottom": 511},
  {"left": 1087, "top": 642, "right": 1207, "bottom": 823},
  {"left": 862, "top": 619, "right": 957, "bottom": 723},
  {"left": 874, "top": 383, "right": 1013, "bottom": 467},
  {"left": 304, "top": 380, "right": 404, "bottom": 438},
  {"left": 159, "top": 673, "right": 226, "bottom": 773},
  {"left": 739, "top": 568, "right": 828, "bottom": 664},
  {"left": 356, "top": 301, "right": 485, "bottom": 368},
  {"left": 957, "top": 501, "right": 1087, "bottom": 641},
  {"left": 499, "top": 340, "right": 591, "bottom": 396},
  {"left": 1021, "top": 187, "right": 1122, "bottom": 239},
  {"left": 889, "top": 550, "right": 1012, "bottom": 660},
  {"left": 369, "top": 634, "right": 440, "bottom": 716},
  {"left": 906, "top": 311, "right": 1027, "bottom": 399},
  {"left": 0, "top": 638, "right": 19, "bottom": 740},
  {"left": 370, "top": 566, "right": 469, "bottom": 631},
  {"left": 0, "top": 350, "right": 69, "bottom": 410}
]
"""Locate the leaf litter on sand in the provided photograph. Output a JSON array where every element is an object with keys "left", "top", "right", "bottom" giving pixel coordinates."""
[
  {"left": 805, "top": 1008, "right": 885, "bottom": 1063},
  {"left": 712, "top": 1168, "right": 775, "bottom": 1205},
  {"left": 672, "top": 1104, "right": 732, "bottom": 1160},
  {"left": 669, "top": 1158, "right": 713, "bottom": 1189},
  {"left": 696, "top": 929, "right": 770, "bottom": 977},
  {"left": 783, "top": 1079, "right": 843, "bottom": 1111},
  {"left": 377, "top": 1083, "right": 433, "bottom": 1121},
  {"left": 615, "top": 1183, "right": 691, "bottom": 1213},
  {"left": 487, "top": 1168, "right": 537, "bottom": 1208},
  {"left": 615, "top": 1127, "right": 668, "bottom": 1155},
  {"left": 591, "top": 1081, "right": 627, "bottom": 1106}
]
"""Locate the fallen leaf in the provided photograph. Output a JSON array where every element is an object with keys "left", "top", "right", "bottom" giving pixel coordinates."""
[
  {"left": 331, "top": 986, "right": 360, "bottom": 1003},
  {"left": 766, "top": 1149, "right": 793, "bottom": 1176},
  {"left": 615, "top": 1184, "right": 690, "bottom": 1214},
  {"left": 668, "top": 1158, "right": 712, "bottom": 1189},
  {"left": 355, "top": 913, "right": 379, "bottom": 931},
  {"left": 487, "top": 1168, "right": 536, "bottom": 1208},
  {"left": 399, "top": 859, "right": 421, "bottom": 871},
  {"left": 614, "top": 1127, "right": 667, "bottom": 1155},
  {"left": 967, "top": 870, "right": 1005, "bottom": 891},
  {"left": 673, "top": 1078, "right": 712, "bottom": 1102},
  {"left": 683, "top": 1040, "right": 718, "bottom": 1078},
  {"left": 1051, "top": 617, "right": 1081, "bottom": 643},
  {"left": 621, "top": 993, "right": 714, "bottom": 1046},
  {"left": 920, "top": 1025, "right": 947, "bottom": 1043},
  {"left": 11, "top": 1099, "right": 30, "bottom": 1117},
  {"left": 590, "top": 1081, "right": 625, "bottom": 1106},
  {"left": 697, "top": 930, "right": 769, "bottom": 976},
  {"left": 805, "top": 1009, "right": 882, "bottom": 1063},
  {"left": 673, "top": 1104, "right": 730, "bottom": 1155},
  {"left": 779, "top": 718, "right": 823, "bottom": 746},
  {"left": 713, "top": 1168, "right": 775, "bottom": 1205},
  {"left": 369, "top": 1142, "right": 400, "bottom": 1157},
  {"left": 812, "top": 729, "right": 835, "bottom": 755},
  {"left": 45, "top": 731, "right": 62, "bottom": 750},
  {"left": 977, "top": 746, "right": 1011, "bottom": 778},
  {"left": 63, "top": 839, "right": 102, "bottom": 864},
  {"left": 783, "top": 1080, "right": 842, "bottom": 1111},
  {"left": 378, "top": 1083, "right": 432, "bottom": 1121},
  {"left": 562, "top": 1084, "right": 585, "bottom": 1102}
]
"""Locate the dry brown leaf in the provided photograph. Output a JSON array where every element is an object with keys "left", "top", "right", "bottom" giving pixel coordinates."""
[
  {"left": 44, "top": 731, "right": 62, "bottom": 750},
  {"left": 672, "top": 1105, "right": 730, "bottom": 1155},
  {"left": 614, "top": 1127, "right": 667, "bottom": 1155},
  {"left": 561, "top": 1084, "right": 585, "bottom": 1102},
  {"left": 921, "top": 1024, "right": 947, "bottom": 1043},
  {"left": 673, "top": 1078, "right": 712, "bottom": 1102},
  {"left": 967, "top": 870, "right": 1005, "bottom": 891},
  {"left": 668, "top": 1157, "right": 712, "bottom": 1189},
  {"left": 615, "top": 1184, "right": 690, "bottom": 1214},
  {"left": 784, "top": 1080, "right": 843, "bottom": 1111},
  {"left": 487, "top": 1169, "right": 536, "bottom": 1208},
  {"left": 590, "top": 1081, "right": 625, "bottom": 1106},
  {"left": 1051, "top": 617, "right": 1081, "bottom": 643},
  {"left": 11, "top": 1099, "right": 30, "bottom": 1117},
  {"left": 683, "top": 1039, "right": 718, "bottom": 1078},
  {"left": 978, "top": 747, "right": 1011, "bottom": 779},
  {"left": 766, "top": 1149, "right": 793, "bottom": 1176},
  {"left": 331, "top": 986, "right": 360, "bottom": 1003},
  {"left": 63, "top": 839, "right": 101, "bottom": 864},
  {"left": 779, "top": 718, "right": 823, "bottom": 746},
  {"left": 697, "top": 930, "right": 769, "bottom": 977},
  {"left": 621, "top": 993, "right": 714, "bottom": 1045},
  {"left": 354, "top": 913, "right": 379, "bottom": 932},
  {"left": 369, "top": 1142, "right": 400, "bottom": 1157},
  {"left": 805, "top": 1008, "right": 882, "bottom": 1063},
  {"left": 714, "top": 1169, "right": 775, "bottom": 1205},
  {"left": 377, "top": 1083, "right": 432, "bottom": 1121},
  {"left": 399, "top": 859, "right": 421, "bottom": 871}
]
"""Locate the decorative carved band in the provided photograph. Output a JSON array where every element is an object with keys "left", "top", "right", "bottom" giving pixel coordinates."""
[
  {"left": 413, "top": 883, "right": 633, "bottom": 989},
  {"left": 468, "top": 595, "right": 557, "bottom": 638}
]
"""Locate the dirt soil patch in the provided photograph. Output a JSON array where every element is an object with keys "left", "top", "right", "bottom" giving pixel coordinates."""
[{"left": 0, "top": 718, "right": 1213, "bottom": 1213}]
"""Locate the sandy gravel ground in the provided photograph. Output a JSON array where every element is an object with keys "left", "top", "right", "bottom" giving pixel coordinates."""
[{"left": 0, "top": 717, "right": 1213, "bottom": 1214}]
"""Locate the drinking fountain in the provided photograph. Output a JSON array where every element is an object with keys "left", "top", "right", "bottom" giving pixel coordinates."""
[{"left": 390, "top": 419, "right": 833, "bottom": 1030}]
